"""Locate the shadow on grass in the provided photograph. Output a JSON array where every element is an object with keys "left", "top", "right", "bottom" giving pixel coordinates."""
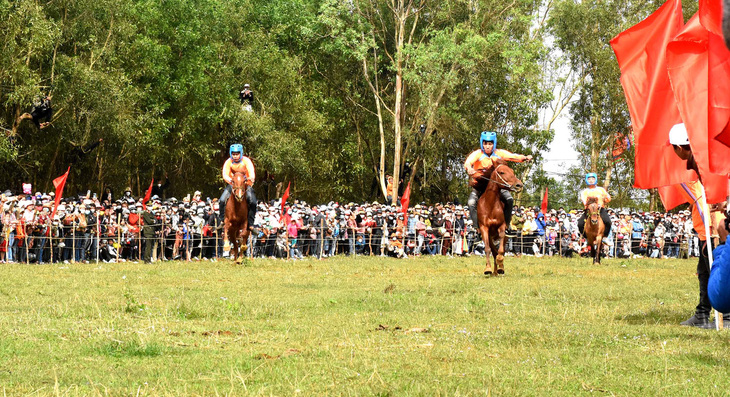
[
  {"left": 170, "top": 302, "right": 207, "bottom": 320},
  {"left": 95, "top": 340, "right": 167, "bottom": 358},
  {"left": 680, "top": 353, "right": 725, "bottom": 367},
  {"left": 617, "top": 308, "right": 688, "bottom": 326}
]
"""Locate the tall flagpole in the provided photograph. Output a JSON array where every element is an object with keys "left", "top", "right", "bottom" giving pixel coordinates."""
[{"left": 699, "top": 185, "right": 721, "bottom": 331}]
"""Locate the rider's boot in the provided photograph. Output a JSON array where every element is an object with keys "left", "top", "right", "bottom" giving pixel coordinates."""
[
  {"left": 246, "top": 187, "right": 258, "bottom": 232},
  {"left": 218, "top": 196, "right": 227, "bottom": 226},
  {"left": 467, "top": 188, "right": 480, "bottom": 226},
  {"left": 500, "top": 190, "right": 514, "bottom": 226}
]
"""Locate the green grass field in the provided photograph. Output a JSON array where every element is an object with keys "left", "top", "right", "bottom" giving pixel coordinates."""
[{"left": 1, "top": 255, "right": 728, "bottom": 396}]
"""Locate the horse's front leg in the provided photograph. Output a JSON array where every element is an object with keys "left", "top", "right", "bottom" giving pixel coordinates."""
[
  {"left": 228, "top": 226, "right": 239, "bottom": 262},
  {"left": 495, "top": 226, "right": 506, "bottom": 275},
  {"left": 480, "top": 225, "right": 493, "bottom": 275},
  {"left": 240, "top": 228, "right": 250, "bottom": 261},
  {"left": 594, "top": 236, "right": 603, "bottom": 264}
]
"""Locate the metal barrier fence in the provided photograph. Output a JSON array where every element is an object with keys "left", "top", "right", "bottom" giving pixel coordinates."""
[{"left": 0, "top": 218, "right": 703, "bottom": 263}]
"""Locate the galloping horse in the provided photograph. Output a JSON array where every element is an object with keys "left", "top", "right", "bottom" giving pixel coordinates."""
[
  {"left": 225, "top": 172, "right": 251, "bottom": 263},
  {"left": 472, "top": 159, "right": 523, "bottom": 276},
  {"left": 583, "top": 197, "right": 605, "bottom": 264}
]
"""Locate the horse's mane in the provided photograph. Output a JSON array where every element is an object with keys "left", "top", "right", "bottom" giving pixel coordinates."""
[{"left": 586, "top": 196, "right": 599, "bottom": 206}]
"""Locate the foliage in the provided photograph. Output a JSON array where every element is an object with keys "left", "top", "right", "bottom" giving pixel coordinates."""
[{"left": 1, "top": 0, "right": 556, "bottom": 205}]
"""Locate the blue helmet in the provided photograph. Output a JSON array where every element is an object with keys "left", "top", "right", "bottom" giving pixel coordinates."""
[
  {"left": 585, "top": 173, "right": 598, "bottom": 185},
  {"left": 480, "top": 131, "right": 497, "bottom": 154},
  {"left": 229, "top": 144, "right": 243, "bottom": 162}
]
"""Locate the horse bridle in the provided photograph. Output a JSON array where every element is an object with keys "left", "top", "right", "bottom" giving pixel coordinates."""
[
  {"left": 475, "top": 165, "right": 518, "bottom": 191},
  {"left": 232, "top": 175, "right": 248, "bottom": 200},
  {"left": 588, "top": 203, "right": 601, "bottom": 225}
]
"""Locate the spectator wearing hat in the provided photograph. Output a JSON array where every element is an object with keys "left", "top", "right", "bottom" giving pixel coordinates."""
[
  {"left": 667, "top": 123, "right": 727, "bottom": 327},
  {"left": 521, "top": 211, "right": 537, "bottom": 255},
  {"left": 288, "top": 216, "right": 303, "bottom": 259},
  {"left": 424, "top": 227, "right": 438, "bottom": 255},
  {"left": 630, "top": 215, "right": 645, "bottom": 257},
  {"left": 33, "top": 206, "right": 51, "bottom": 263},
  {"left": 3, "top": 202, "right": 17, "bottom": 263}
]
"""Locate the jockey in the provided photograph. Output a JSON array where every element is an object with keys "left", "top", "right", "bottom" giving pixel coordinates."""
[
  {"left": 464, "top": 131, "right": 532, "bottom": 227},
  {"left": 576, "top": 172, "right": 612, "bottom": 237},
  {"left": 219, "top": 143, "right": 257, "bottom": 230}
]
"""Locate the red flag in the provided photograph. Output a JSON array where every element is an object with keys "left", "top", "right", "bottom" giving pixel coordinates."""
[
  {"left": 667, "top": 0, "right": 730, "bottom": 177},
  {"left": 142, "top": 179, "right": 153, "bottom": 209},
  {"left": 281, "top": 182, "right": 291, "bottom": 225},
  {"left": 50, "top": 167, "right": 70, "bottom": 221},
  {"left": 610, "top": 134, "right": 632, "bottom": 159},
  {"left": 659, "top": 173, "right": 729, "bottom": 209},
  {"left": 540, "top": 186, "right": 548, "bottom": 214},
  {"left": 400, "top": 182, "right": 411, "bottom": 216},
  {"left": 611, "top": 0, "right": 697, "bottom": 188},
  {"left": 281, "top": 182, "right": 290, "bottom": 216}
]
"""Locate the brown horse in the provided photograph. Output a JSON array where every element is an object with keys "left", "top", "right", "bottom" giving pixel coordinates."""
[
  {"left": 472, "top": 159, "right": 523, "bottom": 276},
  {"left": 583, "top": 197, "right": 605, "bottom": 264},
  {"left": 225, "top": 172, "right": 251, "bottom": 263}
]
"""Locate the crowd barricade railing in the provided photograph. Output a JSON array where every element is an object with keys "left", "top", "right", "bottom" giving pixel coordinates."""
[{"left": 0, "top": 218, "right": 705, "bottom": 263}]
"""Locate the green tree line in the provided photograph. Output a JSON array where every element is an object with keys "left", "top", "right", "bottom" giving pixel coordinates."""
[{"left": 0, "top": 0, "right": 682, "bottom": 209}]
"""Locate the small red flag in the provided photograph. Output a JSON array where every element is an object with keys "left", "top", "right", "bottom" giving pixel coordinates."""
[
  {"left": 540, "top": 186, "right": 548, "bottom": 214},
  {"left": 281, "top": 182, "right": 291, "bottom": 216},
  {"left": 400, "top": 182, "right": 411, "bottom": 216},
  {"left": 50, "top": 167, "right": 70, "bottom": 221},
  {"left": 142, "top": 179, "right": 154, "bottom": 209},
  {"left": 281, "top": 182, "right": 291, "bottom": 225},
  {"left": 611, "top": 0, "right": 696, "bottom": 189}
]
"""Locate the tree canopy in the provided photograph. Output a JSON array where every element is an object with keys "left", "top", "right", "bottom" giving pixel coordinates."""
[{"left": 0, "top": 0, "right": 682, "bottom": 209}]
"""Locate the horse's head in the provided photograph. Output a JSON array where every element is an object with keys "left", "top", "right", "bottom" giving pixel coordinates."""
[
  {"left": 231, "top": 172, "right": 247, "bottom": 201},
  {"left": 490, "top": 159, "right": 523, "bottom": 192},
  {"left": 586, "top": 197, "right": 601, "bottom": 225}
]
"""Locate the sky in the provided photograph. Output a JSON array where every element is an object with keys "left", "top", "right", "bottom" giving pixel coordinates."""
[{"left": 541, "top": 107, "right": 582, "bottom": 179}]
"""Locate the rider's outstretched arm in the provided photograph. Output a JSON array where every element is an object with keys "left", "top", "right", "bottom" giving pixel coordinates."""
[{"left": 494, "top": 149, "right": 532, "bottom": 163}]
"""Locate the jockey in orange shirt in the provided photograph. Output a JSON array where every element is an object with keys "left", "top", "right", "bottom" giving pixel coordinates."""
[
  {"left": 219, "top": 143, "right": 257, "bottom": 229},
  {"left": 576, "top": 173, "right": 612, "bottom": 237},
  {"left": 464, "top": 131, "right": 532, "bottom": 227}
]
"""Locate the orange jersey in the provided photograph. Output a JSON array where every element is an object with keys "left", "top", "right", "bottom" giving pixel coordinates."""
[
  {"left": 580, "top": 187, "right": 611, "bottom": 208},
  {"left": 464, "top": 149, "right": 527, "bottom": 171},
  {"left": 222, "top": 157, "right": 255, "bottom": 185}
]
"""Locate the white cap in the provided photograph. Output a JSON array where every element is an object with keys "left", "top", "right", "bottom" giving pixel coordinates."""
[{"left": 668, "top": 123, "right": 690, "bottom": 145}]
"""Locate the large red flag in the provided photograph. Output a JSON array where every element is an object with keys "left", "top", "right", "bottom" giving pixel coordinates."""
[
  {"left": 280, "top": 182, "right": 291, "bottom": 225},
  {"left": 703, "top": 0, "right": 730, "bottom": 151},
  {"left": 141, "top": 179, "right": 153, "bottom": 209},
  {"left": 611, "top": 0, "right": 697, "bottom": 189},
  {"left": 667, "top": 0, "right": 730, "bottom": 178},
  {"left": 50, "top": 167, "right": 70, "bottom": 220},
  {"left": 400, "top": 182, "right": 411, "bottom": 216},
  {"left": 540, "top": 186, "right": 548, "bottom": 214}
]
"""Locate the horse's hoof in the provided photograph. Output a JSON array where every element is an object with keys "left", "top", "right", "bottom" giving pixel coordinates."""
[
  {"left": 484, "top": 270, "right": 493, "bottom": 276},
  {"left": 497, "top": 269, "right": 504, "bottom": 275}
]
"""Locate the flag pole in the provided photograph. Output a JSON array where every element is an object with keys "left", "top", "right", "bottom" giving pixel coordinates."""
[{"left": 699, "top": 184, "right": 721, "bottom": 331}]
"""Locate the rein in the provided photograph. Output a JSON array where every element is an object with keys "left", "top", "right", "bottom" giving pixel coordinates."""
[{"left": 475, "top": 165, "right": 517, "bottom": 191}]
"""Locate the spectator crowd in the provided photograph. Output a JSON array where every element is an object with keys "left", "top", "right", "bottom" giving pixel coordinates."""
[{"left": 0, "top": 188, "right": 708, "bottom": 264}]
